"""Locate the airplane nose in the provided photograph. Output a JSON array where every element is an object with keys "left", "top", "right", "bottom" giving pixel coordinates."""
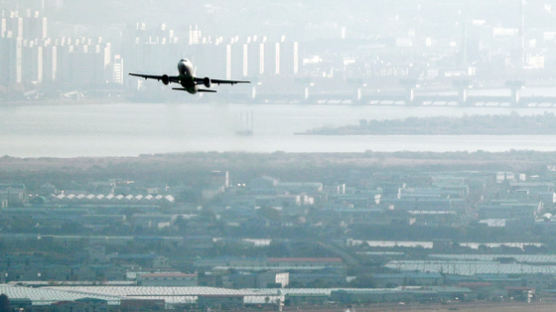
[{"left": 178, "top": 62, "right": 185, "bottom": 71}]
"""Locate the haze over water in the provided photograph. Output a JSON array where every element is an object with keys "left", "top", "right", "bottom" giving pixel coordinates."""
[{"left": 3, "top": 103, "right": 556, "bottom": 157}]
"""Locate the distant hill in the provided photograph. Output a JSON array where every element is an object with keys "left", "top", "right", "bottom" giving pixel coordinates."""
[{"left": 298, "top": 113, "right": 556, "bottom": 135}]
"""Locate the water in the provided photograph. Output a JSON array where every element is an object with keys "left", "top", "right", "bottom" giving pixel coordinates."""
[{"left": 3, "top": 102, "right": 556, "bottom": 157}]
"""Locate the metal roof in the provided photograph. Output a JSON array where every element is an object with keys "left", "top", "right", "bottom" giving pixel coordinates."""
[
  {"left": 1, "top": 285, "right": 473, "bottom": 306},
  {"left": 0, "top": 284, "right": 120, "bottom": 305},
  {"left": 386, "top": 259, "right": 556, "bottom": 275}
]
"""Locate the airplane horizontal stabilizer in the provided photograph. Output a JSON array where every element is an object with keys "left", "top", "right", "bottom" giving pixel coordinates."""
[
  {"left": 172, "top": 88, "right": 186, "bottom": 91},
  {"left": 197, "top": 89, "right": 217, "bottom": 93}
]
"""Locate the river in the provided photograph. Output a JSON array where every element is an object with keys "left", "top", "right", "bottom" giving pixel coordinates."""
[{"left": 2, "top": 102, "right": 556, "bottom": 157}]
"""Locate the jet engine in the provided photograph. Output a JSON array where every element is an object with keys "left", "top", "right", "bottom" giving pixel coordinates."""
[
  {"left": 162, "top": 74, "right": 169, "bottom": 85},
  {"left": 203, "top": 77, "right": 211, "bottom": 88}
]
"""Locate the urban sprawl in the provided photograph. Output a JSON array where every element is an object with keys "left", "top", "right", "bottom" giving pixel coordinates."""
[{"left": 1, "top": 152, "right": 556, "bottom": 310}]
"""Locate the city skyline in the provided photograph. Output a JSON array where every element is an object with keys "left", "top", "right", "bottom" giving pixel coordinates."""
[{"left": 3, "top": 1, "right": 556, "bottom": 103}]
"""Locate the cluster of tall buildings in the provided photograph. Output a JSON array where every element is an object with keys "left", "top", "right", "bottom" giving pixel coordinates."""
[
  {"left": 124, "top": 23, "right": 301, "bottom": 86},
  {"left": 6, "top": 1, "right": 556, "bottom": 101},
  {"left": 0, "top": 8, "right": 122, "bottom": 90},
  {"left": 0, "top": 6, "right": 302, "bottom": 95},
  {"left": 1, "top": 9, "right": 47, "bottom": 86}
]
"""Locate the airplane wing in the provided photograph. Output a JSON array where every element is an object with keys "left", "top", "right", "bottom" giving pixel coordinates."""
[
  {"left": 194, "top": 77, "right": 250, "bottom": 85},
  {"left": 129, "top": 73, "right": 180, "bottom": 84},
  {"left": 172, "top": 88, "right": 217, "bottom": 93}
]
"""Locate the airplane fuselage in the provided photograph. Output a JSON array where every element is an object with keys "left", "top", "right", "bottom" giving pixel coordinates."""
[{"left": 177, "top": 59, "right": 198, "bottom": 94}]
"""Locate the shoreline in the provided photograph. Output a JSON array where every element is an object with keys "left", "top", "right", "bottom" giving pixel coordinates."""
[
  {"left": 2, "top": 150, "right": 556, "bottom": 172},
  {"left": 5, "top": 98, "right": 556, "bottom": 108},
  {"left": 297, "top": 113, "right": 556, "bottom": 136}
]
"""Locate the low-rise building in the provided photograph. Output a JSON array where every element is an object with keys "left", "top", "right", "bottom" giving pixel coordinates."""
[
  {"left": 137, "top": 272, "right": 198, "bottom": 286},
  {"left": 372, "top": 272, "right": 443, "bottom": 288}
]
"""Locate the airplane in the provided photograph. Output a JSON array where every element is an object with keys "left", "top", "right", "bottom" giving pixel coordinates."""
[{"left": 129, "top": 59, "right": 250, "bottom": 94}]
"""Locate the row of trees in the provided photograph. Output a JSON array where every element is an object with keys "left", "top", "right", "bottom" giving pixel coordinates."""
[{"left": 308, "top": 113, "right": 556, "bottom": 135}]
